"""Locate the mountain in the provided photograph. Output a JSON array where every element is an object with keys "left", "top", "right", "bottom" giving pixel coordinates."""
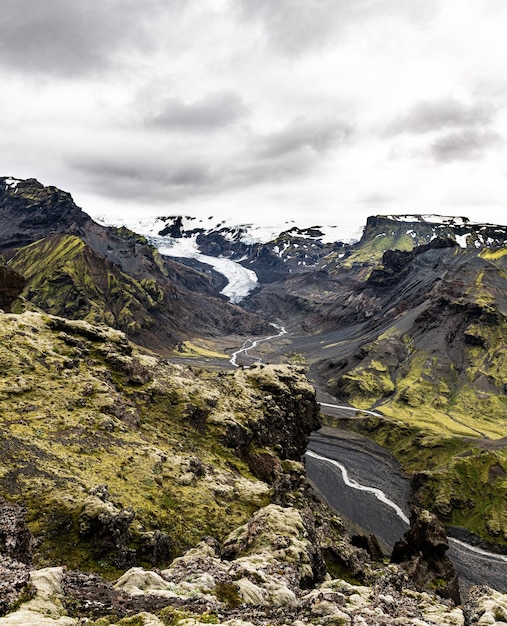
[
  {"left": 109, "top": 212, "right": 507, "bottom": 284},
  {"left": 0, "top": 177, "right": 271, "bottom": 350},
  {"left": 3, "top": 177, "right": 507, "bottom": 623},
  {"left": 120, "top": 209, "right": 507, "bottom": 548}
]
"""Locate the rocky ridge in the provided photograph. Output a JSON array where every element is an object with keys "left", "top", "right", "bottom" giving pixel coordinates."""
[
  {"left": 3, "top": 490, "right": 503, "bottom": 625},
  {"left": 2, "top": 495, "right": 507, "bottom": 624}
]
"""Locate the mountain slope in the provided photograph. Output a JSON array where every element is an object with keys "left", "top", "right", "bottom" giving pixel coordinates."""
[
  {"left": 246, "top": 237, "right": 507, "bottom": 544},
  {"left": 0, "top": 310, "right": 320, "bottom": 574},
  {"left": 0, "top": 177, "right": 271, "bottom": 348}
]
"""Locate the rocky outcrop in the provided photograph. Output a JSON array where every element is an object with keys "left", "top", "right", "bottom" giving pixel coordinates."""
[
  {"left": 391, "top": 507, "right": 461, "bottom": 605},
  {"left": 0, "top": 266, "right": 24, "bottom": 313},
  {"left": 0, "top": 177, "right": 89, "bottom": 253},
  {"left": 217, "top": 364, "right": 320, "bottom": 482},
  {"left": 0, "top": 499, "right": 36, "bottom": 616},
  {"left": 78, "top": 485, "right": 137, "bottom": 569},
  {"left": 0, "top": 499, "right": 35, "bottom": 566},
  {"left": 0, "top": 466, "right": 500, "bottom": 626}
]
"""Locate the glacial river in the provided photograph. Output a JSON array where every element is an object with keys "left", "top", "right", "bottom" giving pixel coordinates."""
[{"left": 305, "top": 426, "right": 507, "bottom": 592}]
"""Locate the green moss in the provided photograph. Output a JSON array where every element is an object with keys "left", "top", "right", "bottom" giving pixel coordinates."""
[
  {"left": 7, "top": 234, "right": 165, "bottom": 336},
  {"left": 0, "top": 312, "right": 310, "bottom": 573},
  {"left": 214, "top": 581, "right": 242, "bottom": 608}
]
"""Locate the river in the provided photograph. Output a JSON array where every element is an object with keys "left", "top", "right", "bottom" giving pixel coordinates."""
[{"left": 306, "top": 425, "right": 507, "bottom": 592}]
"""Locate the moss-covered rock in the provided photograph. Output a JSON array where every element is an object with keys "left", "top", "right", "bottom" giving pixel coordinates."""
[{"left": 0, "top": 311, "right": 318, "bottom": 575}]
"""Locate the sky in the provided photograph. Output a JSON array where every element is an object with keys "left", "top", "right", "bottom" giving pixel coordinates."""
[{"left": 1, "top": 0, "right": 507, "bottom": 236}]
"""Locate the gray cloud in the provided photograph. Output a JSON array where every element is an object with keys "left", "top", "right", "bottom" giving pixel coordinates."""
[
  {"left": 234, "top": 0, "right": 437, "bottom": 56},
  {"left": 0, "top": 0, "right": 188, "bottom": 77},
  {"left": 224, "top": 116, "right": 354, "bottom": 189},
  {"left": 431, "top": 129, "right": 502, "bottom": 162},
  {"left": 388, "top": 98, "right": 495, "bottom": 135},
  {"left": 66, "top": 114, "right": 351, "bottom": 203},
  {"left": 259, "top": 117, "right": 353, "bottom": 157},
  {"left": 70, "top": 151, "right": 215, "bottom": 203},
  {"left": 146, "top": 92, "right": 248, "bottom": 131}
]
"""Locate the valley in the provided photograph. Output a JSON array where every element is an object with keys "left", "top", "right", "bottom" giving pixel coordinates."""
[{"left": 1, "top": 176, "right": 507, "bottom": 624}]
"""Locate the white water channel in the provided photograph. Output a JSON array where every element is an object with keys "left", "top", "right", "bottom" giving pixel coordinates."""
[
  {"left": 306, "top": 448, "right": 507, "bottom": 569},
  {"left": 305, "top": 449, "right": 410, "bottom": 524},
  {"left": 229, "top": 324, "right": 287, "bottom": 367}
]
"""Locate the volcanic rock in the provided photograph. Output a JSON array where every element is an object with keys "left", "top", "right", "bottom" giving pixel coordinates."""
[{"left": 391, "top": 507, "right": 461, "bottom": 605}]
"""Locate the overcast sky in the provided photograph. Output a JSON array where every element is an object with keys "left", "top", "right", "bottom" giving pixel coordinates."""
[{"left": 1, "top": 0, "right": 507, "bottom": 235}]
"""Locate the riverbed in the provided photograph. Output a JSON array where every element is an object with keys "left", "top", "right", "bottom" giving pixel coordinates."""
[{"left": 305, "top": 425, "right": 507, "bottom": 592}]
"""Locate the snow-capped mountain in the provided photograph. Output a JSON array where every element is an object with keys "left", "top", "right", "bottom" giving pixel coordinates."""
[{"left": 96, "top": 213, "right": 507, "bottom": 298}]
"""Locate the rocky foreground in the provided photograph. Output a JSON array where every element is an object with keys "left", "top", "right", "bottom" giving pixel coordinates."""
[
  {"left": 0, "top": 270, "right": 506, "bottom": 623},
  {"left": 2, "top": 496, "right": 507, "bottom": 625}
]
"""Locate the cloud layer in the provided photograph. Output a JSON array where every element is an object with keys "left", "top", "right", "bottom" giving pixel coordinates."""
[{"left": 0, "top": 0, "right": 506, "bottom": 232}]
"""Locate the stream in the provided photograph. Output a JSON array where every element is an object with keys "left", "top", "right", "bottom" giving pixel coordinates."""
[
  {"left": 229, "top": 324, "right": 287, "bottom": 367},
  {"left": 306, "top": 425, "right": 507, "bottom": 592}
]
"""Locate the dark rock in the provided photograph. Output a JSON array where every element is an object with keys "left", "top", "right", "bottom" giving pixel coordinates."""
[
  {"left": 136, "top": 530, "right": 174, "bottom": 569},
  {"left": 351, "top": 534, "right": 385, "bottom": 561},
  {"left": 0, "top": 498, "right": 35, "bottom": 565},
  {"left": 0, "top": 177, "right": 90, "bottom": 253},
  {"left": 62, "top": 570, "right": 171, "bottom": 619},
  {"left": 0, "top": 265, "right": 25, "bottom": 312},
  {"left": 391, "top": 506, "right": 461, "bottom": 605},
  {"left": 368, "top": 249, "right": 413, "bottom": 287},
  {"left": 78, "top": 485, "right": 136, "bottom": 569},
  {"left": 0, "top": 556, "right": 34, "bottom": 617}
]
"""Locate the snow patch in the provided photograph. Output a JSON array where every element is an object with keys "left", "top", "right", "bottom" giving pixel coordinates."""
[
  {"left": 4, "top": 177, "right": 21, "bottom": 189},
  {"left": 455, "top": 234, "right": 469, "bottom": 248}
]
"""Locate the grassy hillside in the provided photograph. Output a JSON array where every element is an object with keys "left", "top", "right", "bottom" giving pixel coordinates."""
[
  {"left": 0, "top": 310, "right": 318, "bottom": 576},
  {"left": 322, "top": 247, "right": 507, "bottom": 544},
  {"left": 7, "top": 234, "right": 165, "bottom": 335}
]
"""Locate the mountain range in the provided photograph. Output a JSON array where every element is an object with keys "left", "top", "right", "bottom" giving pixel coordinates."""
[{"left": 1, "top": 176, "right": 507, "bottom": 624}]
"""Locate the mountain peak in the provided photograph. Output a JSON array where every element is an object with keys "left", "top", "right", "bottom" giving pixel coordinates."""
[{"left": 0, "top": 177, "right": 90, "bottom": 252}]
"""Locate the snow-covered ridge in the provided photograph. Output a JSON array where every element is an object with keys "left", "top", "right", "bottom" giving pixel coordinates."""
[
  {"left": 386, "top": 214, "right": 472, "bottom": 226},
  {"left": 96, "top": 214, "right": 361, "bottom": 246},
  {"left": 380, "top": 214, "right": 507, "bottom": 248},
  {"left": 94, "top": 214, "right": 362, "bottom": 299}
]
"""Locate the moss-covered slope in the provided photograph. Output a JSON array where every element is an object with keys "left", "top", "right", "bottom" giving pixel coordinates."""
[
  {"left": 321, "top": 245, "right": 507, "bottom": 544},
  {"left": 8, "top": 234, "right": 165, "bottom": 335},
  {"left": 0, "top": 310, "right": 319, "bottom": 576}
]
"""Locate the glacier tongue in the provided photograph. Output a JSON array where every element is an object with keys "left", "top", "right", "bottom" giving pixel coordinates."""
[{"left": 157, "top": 236, "right": 258, "bottom": 303}]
